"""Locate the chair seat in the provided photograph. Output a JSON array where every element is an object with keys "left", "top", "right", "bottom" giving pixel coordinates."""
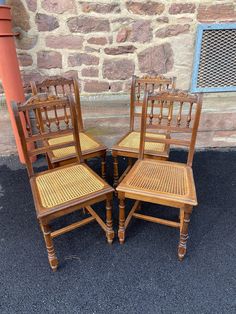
[
  {"left": 116, "top": 159, "right": 197, "bottom": 206},
  {"left": 31, "top": 163, "right": 112, "bottom": 215},
  {"left": 48, "top": 132, "right": 104, "bottom": 160},
  {"left": 112, "top": 131, "right": 168, "bottom": 156}
]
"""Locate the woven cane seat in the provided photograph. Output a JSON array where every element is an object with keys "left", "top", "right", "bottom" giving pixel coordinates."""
[
  {"left": 114, "top": 131, "right": 166, "bottom": 153},
  {"left": 34, "top": 164, "right": 105, "bottom": 209},
  {"left": 48, "top": 133, "right": 101, "bottom": 160},
  {"left": 117, "top": 159, "right": 197, "bottom": 205}
]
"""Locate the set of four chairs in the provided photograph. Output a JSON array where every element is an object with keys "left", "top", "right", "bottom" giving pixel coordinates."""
[{"left": 13, "top": 76, "right": 202, "bottom": 271}]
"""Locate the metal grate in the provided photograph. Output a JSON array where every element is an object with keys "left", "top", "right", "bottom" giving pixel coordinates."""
[{"left": 191, "top": 24, "right": 236, "bottom": 93}]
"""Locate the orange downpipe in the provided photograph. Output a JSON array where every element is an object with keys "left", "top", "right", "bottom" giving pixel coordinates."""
[{"left": 0, "top": 5, "right": 34, "bottom": 163}]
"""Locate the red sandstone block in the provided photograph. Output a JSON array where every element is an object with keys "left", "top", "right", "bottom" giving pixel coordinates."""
[
  {"left": 67, "top": 16, "right": 110, "bottom": 33},
  {"left": 35, "top": 13, "right": 59, "bottom": 31},
  {"left": 18, "top": 53, "right": 33, "bottom": 67},
  {"left": 83, "top": 80, "right": 109, "bottom": 93},
  {"left": 104, "top": 45, "right": 136, "bottom": 55},
  {"left": 68, "top": 53, "right": 99, "bottom": 67},
  {"left": 126, "top": 1, "right": 165, "bottom": 15},
  {"left": 155, "top": 24, "right": 190, "bottom": 38},
  {"left": 46, "top": 35, "right": 84, "bottom": 49},
  {"left": 81, "top": 67, "right": 99, "bottom": 77},
  {"left": 26, "top": 0, "right": 37, "bottom": 12},
  {"left": 41, "top": 0, "right": 76, "bottom": 14},
  {"left": 37, "top": 51, "right": 62, "bottom": 69},
  {"left": 103, "top": 59, "right": 135, "bottom": 80},
  {"left": 169, "top": 3, "right": 196, "bottom": 14},
  {"left": 138, "top": 44, "right": 173, "bottom": 74},
  {"left": 87, "top": 37, "right": 107, "bottom": 45},
  {"left": 81, "top": 2, "right": 120, "bottom": 14},
  {"left": 197, "top": 3, "right": 236, "bottom": 22}
]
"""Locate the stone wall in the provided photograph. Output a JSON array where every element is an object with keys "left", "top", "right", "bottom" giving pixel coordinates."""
[
  {"left": 1, "top": 0, "right": 236, "bottom": 154},
  {"left": 6, "top": 0, "right": 236, "bottom": 94}
]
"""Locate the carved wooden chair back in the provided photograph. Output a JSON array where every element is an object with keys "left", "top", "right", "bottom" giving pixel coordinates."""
[
  {"left": 12, "top": 93, "right": 83, "bottom": 178},
  {"left": 130, "top": 75, "right": 176, "bottom": 131},
  {"left": 12, "top": 94, "right": 114, "bottom": 271},
  {"left": 30, "top": 77, "right": 84, "bottom": 131},
  {"left": 139, "top": 90, "right": 203, "bottom": 167}
]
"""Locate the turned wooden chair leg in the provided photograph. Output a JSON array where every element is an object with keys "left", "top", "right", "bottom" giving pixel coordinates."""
[
  {"left": 106, "top": 198, "right": 115, "bottom": 244},
  {"left": 101, "top": 153, "right": 106, "bottom": 180},
  {"left": 46, "top": 155, "right": 56, "bottom": 170},
  {"left": 46, "top": 155, "right": 52, "bottom": 169},
  {"left": 118, "top": 197, "right": 125, "bottom": 244},
  {"left": 82, "top": 207, "right": 87, "bottom": 215},
  {"left": 178, "top": 208, "right": 192, "bottom": 261},
  {"left": 128, "top": 157, "right": 133, "bottom": 167},
  {"left": 137, "top": 201, "right": 142, "bottom": 211},
  {"left": 179, "top": 208, "right": 184, "bottom": 229},
  {"left": 41, "top": 223, "right": 58, "bottom": 271},
  {"left": 113, "top": 156, "right": 119, "bottom": 188}
]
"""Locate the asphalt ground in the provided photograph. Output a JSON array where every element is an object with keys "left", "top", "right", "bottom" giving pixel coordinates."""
[{"left": 0, "top": 150, "right": 235, "bottom": 313}]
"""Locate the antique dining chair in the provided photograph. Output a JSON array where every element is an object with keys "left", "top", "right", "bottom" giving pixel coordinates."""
[
  {"left": 12, "top": 93, "right": 114, "bottom": 271},
  {"left": 30, "top": 77, "right": 107, "bottom": 179},
  {"left": 112, "top": 75, "right": 176, "bottom": 187},
  {"left": 116, "top": 90, "right": 203, "bottom": 260}
]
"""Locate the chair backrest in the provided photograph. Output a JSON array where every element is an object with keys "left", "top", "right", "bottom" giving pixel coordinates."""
[
  {"left": 130, "top": 75, "right": 176, "bottom": 131},
  {"left": 30, "top": 77, "right": 84, "bottom": 131},
  {"left": 12, "top": 93, "right": 83, "bottom": 177},
  {"left": 139, "top": 90, "right": 203, "bottom": 167}
]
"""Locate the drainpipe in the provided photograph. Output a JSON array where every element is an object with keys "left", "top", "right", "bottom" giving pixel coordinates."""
[{"left": 0, "top": 4, "right": 31, "bottom": 163}]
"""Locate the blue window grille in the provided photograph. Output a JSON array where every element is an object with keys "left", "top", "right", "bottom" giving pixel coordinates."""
[{"left": 191, "top": 23, "right": 236, "bottom": 93}]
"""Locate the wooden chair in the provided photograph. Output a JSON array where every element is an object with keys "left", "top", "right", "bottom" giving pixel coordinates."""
[
  {"left": 116, "top": 90, "right": 203, "bottom": 260},
  {"left": 112, "top": 75, "right": 176, "bottom": 187},
  {"left": 30, "top": 77, "right": 107, "bottom": 179},
  {"left": 12, "top": 93, "right": 114, "bottom": 271}
]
